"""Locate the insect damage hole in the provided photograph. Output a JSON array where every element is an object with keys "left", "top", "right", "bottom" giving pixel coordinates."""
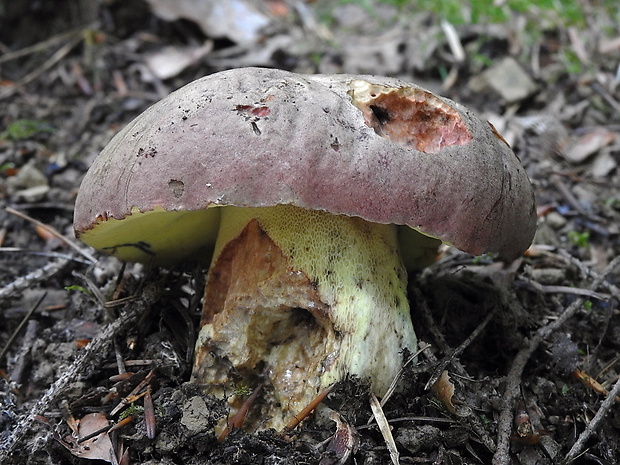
[
  {"left": 370, "top": 105, "right": 391, "bottom": 125},
  {"left": 349, "top": 80, "right": 473, "bottom": 153}
]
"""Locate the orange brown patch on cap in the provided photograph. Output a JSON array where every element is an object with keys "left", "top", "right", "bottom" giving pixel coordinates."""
[{"left": 349, "top": 81, "right": 473, "bottom": 153}]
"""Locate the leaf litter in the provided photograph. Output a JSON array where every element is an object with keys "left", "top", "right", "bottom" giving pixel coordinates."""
[{"left": 1, "top": 1, "right": 620, "bottom": 464}]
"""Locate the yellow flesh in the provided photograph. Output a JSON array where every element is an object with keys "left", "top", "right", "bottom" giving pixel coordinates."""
[{"left": 193, "top": 204, "right": 417, "bottom": 430}]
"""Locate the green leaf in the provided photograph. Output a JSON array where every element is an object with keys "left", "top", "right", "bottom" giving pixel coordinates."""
[
  {"left": 120, "top": 404, "right": 144, "bottom": 420},
  {"left": 0, "top": 119, "right": 55, "bottom": 141},
  {"left": 567, "top": 231, "right": 590, "bottom": 249},
  {"left": 64, "top": 285, "right": 93, "bottom": 296}
]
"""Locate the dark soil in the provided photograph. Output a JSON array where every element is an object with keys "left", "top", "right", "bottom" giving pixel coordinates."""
[{"left": 1, "top": 1, "right": 619, "bottom": 464}]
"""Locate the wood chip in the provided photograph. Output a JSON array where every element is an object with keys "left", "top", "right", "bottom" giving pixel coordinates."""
[{"left": 369, "top": 393, "right": 399, "bottom": 465}]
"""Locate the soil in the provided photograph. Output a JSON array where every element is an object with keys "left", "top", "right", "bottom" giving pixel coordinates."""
[{"left": 1, "top": 1, "right": 619, "bottom": 464}]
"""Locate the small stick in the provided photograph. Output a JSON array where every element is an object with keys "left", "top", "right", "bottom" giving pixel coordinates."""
[
  {"left": 71, "top": 271, "right": 139, "bottom": 313},
  {"left": 143, "top": 387, "right": 156, "bottom": 439},
  {"left": 0, "top": 304, "right": 142, "bottom": 464},
  {"left": 114, "top": 340, "right": 127, "bottom": 375},
  {"left": 284, "top": 384, "right": 335, "bottom": 432},
  {"left": 0, "top": 247, "right": 91, "bottom": 264},
  {"left": 110, "top": 370, "right": 154, "bottom": 416},
  {"left": 564, "top": 375, "right": 620, "bottom": 463},
  {"left": 440, "top": 19, "right": 465, "bottom": 62},
  {"left": 0, "top": 292, "right": 47, "bottom": 363},
  {"left": 549, "top": 176, "right": 604, "bottom": 222},
  {"left": 558, "top": 249, "right": 620, "bottom": 302},
  {"left": 77, "top": 415, "right": 134, "bottom": 444},
  {"left": 0, "top": 259, "right": 68, "bottom": 301},
  {"left": 425, "top": 308, "right": 497, "bottom": 390},
  {"left": 369, "top": 393, "right": 399, "bottom": 465},
  {"left": 7, "top": 320, "right": 39, "bottom": 385},
  {"left": 380, "top": 343, "right": 431, "bottom": 409},
  {"left": 107, "top": 415, "right": 135, "bottom": 434},
  {"left": 0, "top": 34, "right": 84, "bottom": 100},
  {"left": 414, "top": 287, "right": 500, "bottom": 453},
  {"left": 492, "top": 256, "right": 620, "bottom": 465},
  {"left": 526, "top": 282, "right": 609, "bottom": 301},
  {"left": 218, "top": 385, "right": 262, "bottom": 441},
  {"left": 5, "top": 207, "right": 97, "bottom": 264},
  {"left": 0, "top": 27, "right": 85, "bottom": 65}
]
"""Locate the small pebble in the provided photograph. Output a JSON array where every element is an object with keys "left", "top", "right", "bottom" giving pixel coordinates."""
[
  {"left": 545, "top": 211, "right": 567, "bottom": 229},
  {"left": 530, "top": 268, "right": 566, "bottom": 285}
]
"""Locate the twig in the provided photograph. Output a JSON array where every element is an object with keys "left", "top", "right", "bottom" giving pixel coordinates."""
[
  {"left": 369, "top": 393, "right": 399, "bottom": 465},
  {"left": 284, "top": 384, "right": 335, "bottom": 432},
  {"left": 0, "top": 293, "right": 47, "bottom": 364},
  {"left": 414, "top": 285, "right": 497, "bottom": 388},
  {"left": 71, "top": 271, "right": 139, "bottom": 317},
  {"left": 0, "top": 258, "right": 69, "bottom": 302},
  {"left": 380, "top": 416, "right": 456, "bottom": 425},
  {"left": 414, "top": 287, "right": 454, "bottom": 356},
  {"left": 557, "top": 249, "right": 620, "bottom": 302},
  {"left": 414, "top": 288, "right": 499, "bottom": 453},
  {"left": 492, "top": 255, "right": 620, "bottom": 465},
  {"left": 5, "top": 207, "right": 97, "bottom": 264},
  {"left": 0, "top": 303, "right": 142, "bottom": 463},
  {"left": 591, "top": 82, "right": 620, "bottom": 114},
  {"left": 0, "top": 248, "right": 92, "bottom": 265},
  {"left": 0, "top": 34, "right": 84, "bottom": 100},
  {"left": 7, "top": 320, "right": 39, "bottom": 385},
  {"left": 564, "top": 375, "right": 620, "bottom": 463},
  {"left": 380, "top": 343, "right": 431, "bottom": 408},
  {"left": 440, "top": 19, "right": 465, "bottom": 62},
  {"left": 525, "top": 281, "right": 609, "bottom": 301},
  {"left": 0, "top": 37, "right": 82, "bottom": 100},
  {"left": 110, "top": 370, "right": 154, "bottom": 416},
  {"left": 425, "top": 307, "right": 496, "bottom": 390},
  {"left": 549, "top": 175, "right": 604, "bottom": 222},
  {"left": 0, "top": 29, "right": 88, "bottom": 98},
  {"left": 0, "top": 27, "right": 85, "bottom": 65}
]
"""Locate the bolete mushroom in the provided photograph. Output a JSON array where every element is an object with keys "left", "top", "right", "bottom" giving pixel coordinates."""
[{"left": 74, "top": 67, "right": 536, "bottom": 431}]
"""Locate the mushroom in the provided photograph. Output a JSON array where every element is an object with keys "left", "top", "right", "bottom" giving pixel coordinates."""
[{"left": 74, "top": 67, "right": 536, "bottom": 431}]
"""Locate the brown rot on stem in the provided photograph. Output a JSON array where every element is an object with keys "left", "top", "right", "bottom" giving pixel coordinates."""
[{"left": 74, "top": 67, "right": 536, "bottom": 431}]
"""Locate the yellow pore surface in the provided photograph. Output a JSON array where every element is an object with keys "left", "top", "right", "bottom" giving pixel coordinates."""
[{"left": 79, "top": 206, "right": 221, "bottom": 264}]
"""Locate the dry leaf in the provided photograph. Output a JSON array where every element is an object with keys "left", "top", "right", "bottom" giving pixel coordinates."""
[
  {"left": 431, "top": 370, "right": 457, "bottom": 414},
  {"left": 589, "top": 151, "right": 617, "bottom": 178},
  {"left": 145, "top": 0, "right": 270, "bottom": 45},
  {"left": 562, "top": 127, "right": 616, "bottom": 163},
  {"left": 62, "top": 412, "right": 115, "bottom": 462},
  {"left": 468, "top": 57, "right": 538, "bottom": 103},
  {"left": 144, "top": 42, "right": 213, "bottom": 80},
  {"left": 319, "top": 412, "right": 359, "bottom": 465},
  {"left": 573, "top": 369, "right": 620, "bottom": 402}
]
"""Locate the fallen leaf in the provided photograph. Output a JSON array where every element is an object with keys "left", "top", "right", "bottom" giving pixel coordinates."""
[
  {"left": 469, "top": 57, "right": 538, "bottom": 103},
  {"left": 572, "top": 369, "right": 620, "bottom": 402},
  {"left": 431, "top": 370, "right": 457, "bottom": 414},
  {"left": 144, "top": 42, "right": 213, "bottom": 80},
  {"left": 319, "top": 411, "right": 359, "bottom": 465},
  {"left": 589, "top": 151, "right": 617, "bottom": 178},
  {"left": 562, "top": 127, "right": 616, "bottom": 163},
  {"left": 62, "top": 413, "right": 115, "bottom": 462},
  {"left": 145, "top": 0, "right": 271, "bottom": 45}
]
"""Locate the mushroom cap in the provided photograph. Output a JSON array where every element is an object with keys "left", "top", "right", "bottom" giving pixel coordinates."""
[{"left": 74, "top": 67, "right": 536, "bottom": 263}]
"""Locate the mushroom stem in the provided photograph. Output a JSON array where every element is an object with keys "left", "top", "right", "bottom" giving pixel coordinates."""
[{"left": 192, "top": 204, "right": 417, "bottom": 430}]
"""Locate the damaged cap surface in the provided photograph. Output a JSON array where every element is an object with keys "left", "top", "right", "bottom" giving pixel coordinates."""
[{"left": 74, "top": 67, "right": 536, "bottom": 262}]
